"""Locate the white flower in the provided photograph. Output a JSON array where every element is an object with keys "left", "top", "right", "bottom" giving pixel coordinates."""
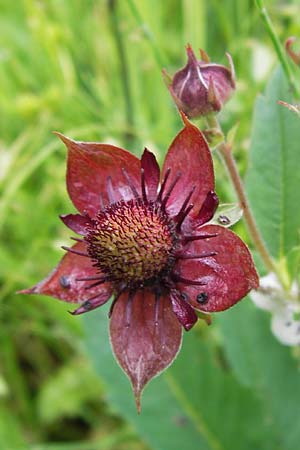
[{"left": 251, "top": 273, "right": 300, "bottom": 346}]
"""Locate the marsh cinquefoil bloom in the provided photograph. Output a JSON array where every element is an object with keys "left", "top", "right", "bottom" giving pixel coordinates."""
[{"left": 23, "top": 115, "right": 258, "bottom": 409}]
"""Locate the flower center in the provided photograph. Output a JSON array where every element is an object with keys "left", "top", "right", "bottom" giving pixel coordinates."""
[{"left": 86, "top": 199, "right": 178, "bottom": 288}]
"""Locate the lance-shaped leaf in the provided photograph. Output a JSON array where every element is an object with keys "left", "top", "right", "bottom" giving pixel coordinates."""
[{"left": 246, "top": 68, "right": 300, "bottom": 263}]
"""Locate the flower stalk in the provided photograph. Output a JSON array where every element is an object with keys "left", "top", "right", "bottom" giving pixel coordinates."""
[{"left": 205, "top": 114, "right": 287, "bottom": 288}]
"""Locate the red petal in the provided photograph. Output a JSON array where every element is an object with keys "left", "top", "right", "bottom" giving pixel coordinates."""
[
  {"left": 55, "top": 133, "right": 141, "bottom": 217},
  {"left": 20, "top": 242, "right": 113, "bottom": 304},
  {"left": 193, "top": 191, "right": 219, "bottom": 228},
  {"left": 70, "top": 294, "right": 110, "bottom": 315},
  {"left": 60, "top": 213, "right": 93, "bottom": 235},
  {"left": 141, "top": 148, "right": 160, "bottom": 201},
  {"left": 110, "top": 290, "right": 182, "bottom": 411},
  {"left": 161, "top": 114, "right": 214, "bottom": 218},
  {"left": 170, "top": 290, "right": 198, "bottom": 331},
  {"left": 175, "top": 224, "right": 259, "bottom": 312}
]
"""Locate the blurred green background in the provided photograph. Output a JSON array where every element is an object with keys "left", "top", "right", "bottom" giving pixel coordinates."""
[{"left": 1, "top": 0, "right": 300, "bottom": 449}]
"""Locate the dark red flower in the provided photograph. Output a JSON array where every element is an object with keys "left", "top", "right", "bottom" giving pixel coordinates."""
[
  {"left": 163, "top": 44, "right": 235, "bottom": 118},
  {"left": 22, "top": 114, "right": 258, "bottom": 410}
]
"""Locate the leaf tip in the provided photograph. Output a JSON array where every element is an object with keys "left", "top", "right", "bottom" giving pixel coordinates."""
[
  {"left": 53, "top": 131, "right": 75, "bottom": 147},
  {"left": 17, "top": 286, "right": 37, "bottom": 295}
]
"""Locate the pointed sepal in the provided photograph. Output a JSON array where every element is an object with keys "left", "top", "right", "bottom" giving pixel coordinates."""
[{"left": 109, "top": 290, "right": 182, "bottom": 411}]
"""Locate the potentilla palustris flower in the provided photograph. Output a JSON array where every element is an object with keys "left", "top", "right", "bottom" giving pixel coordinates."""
[{"left": 21, "top": 113, "right": 258, "bottom": 411}]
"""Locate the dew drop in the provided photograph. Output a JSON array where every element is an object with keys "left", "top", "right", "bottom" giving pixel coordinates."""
[
  {"left": 59, "top": 275, "right": 71, "bottom": 289},
  {"left": 218, "top": 215, "right": 230, "bottom": 225},
  {"left": 83, "top": 300, "right": 92, "bottom": 310},
  {"left": 196, "top": 292, "right": 208, "bottom": 304}
]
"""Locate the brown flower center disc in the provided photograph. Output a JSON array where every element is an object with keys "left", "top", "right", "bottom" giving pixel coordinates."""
[{"left": 87, "top": 199, "right": 178, "bottom": 287}]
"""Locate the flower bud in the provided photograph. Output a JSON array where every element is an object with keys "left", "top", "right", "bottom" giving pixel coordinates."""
[
  {"left": 285, "top": 37, "right": 300, "bottom": 66},
  {"left": 163, "top": 44, "right": 236, "bottom": 118}
]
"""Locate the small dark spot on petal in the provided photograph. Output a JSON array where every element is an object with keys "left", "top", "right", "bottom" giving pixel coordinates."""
[
  {"left": 285, "top": 321, "right": 292, "bottom": 327},
  {"left": 180, "top": 292, "right": 189, "bottom": 301},
  {"left": 218, "top": 215, "right": 230, "bottom": 225},
  {"left": 83, "top": 300, "right": 92, "bottom": 310},
  {"left": 60, "top": 275, "right": 71, "bottom": 289},
  {"left": 196, "top": 292, "right": 208, "bottom": 304}
]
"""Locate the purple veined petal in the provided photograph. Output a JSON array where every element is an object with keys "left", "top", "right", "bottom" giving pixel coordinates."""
[
  {"left": 54, "top": 133, "right": 141, "bottom": 218},
  {"left": 60, "top": 213, "right": 93, "bottom": 235},
  {"left": 170, "top": 290, "right": 198, "bottom": 331},
  {"left": 174, "top": 224, "right": 259, "bottom": 312},
  {"left": 141, "top": 148, "right": 160, "bottom": 201},
  {"left": 20, "top": 242, "right": 113, "bottom": 304},
  {"left": 70, "top": 292, "right": 111, "bottom": 315},
  {"left": 193, "top": 191, "right": 219, "bottom": 228},
  {"left": 109, "top": 289, "right": 182, "bottom": 412}
]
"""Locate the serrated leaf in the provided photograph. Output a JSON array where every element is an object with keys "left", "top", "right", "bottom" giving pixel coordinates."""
[
  {"left": 218, "top": 300, "right": 300, "bottom": 450},
  {"left": 246, "top": 67, "right": 300, "bottom": 263}
]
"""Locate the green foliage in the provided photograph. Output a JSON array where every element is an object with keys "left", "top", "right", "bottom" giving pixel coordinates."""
[
  {"left": 36, "top": 359, "right": 103, "bottom": 424},
  {"left": 84, "top": 305, "right": 276, "bottom": 450},
  {"left": 218, "top": 301, "right": 300, "bottom": 450},
  {"left": 246, "top": 68, "right": 300, "bottom": 282}
]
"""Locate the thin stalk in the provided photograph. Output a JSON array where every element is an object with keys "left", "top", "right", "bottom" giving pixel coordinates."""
[
  {"left": 126, "top": 0, "right": 167, "bottom": 68},
  {"left": 255, "top": 0, "right": 300, "bottom": 98},
  {"left": 108, "top": 0, "right": 135, "bottom": 143},
  {"left": 206, "top": 115, "right": 287, "bottom": 287}
]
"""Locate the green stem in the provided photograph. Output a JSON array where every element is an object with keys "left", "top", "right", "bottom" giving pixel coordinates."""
[
  {"left": 206, "top": 115, "right": 287, "bottom": 287},
  {"left": 108, "top": 0, "right": 135, "bottom": 144},
  {"left": 255, "top": 0, "right": 300, "bottom": 98},
  {"left": 126, "top": 0, "right": 167, "bottom": 68}
]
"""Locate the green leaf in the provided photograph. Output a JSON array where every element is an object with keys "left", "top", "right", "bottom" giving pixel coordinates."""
[
  {"left": 37, "top": 358, "right": 103, "bottom": 424},
  {"left": 218, "top": 300, "right": 300, "bottom": 450},
  {"left": 84, "top": 305, "right": 210, "bottom": 450},
  {"left": 0, "top": 405, "right": 27, "bottom": 449},
  {"left": 167, "top": 331, "right": 276, "bottom": 450},
  {"left": 83, "top": 305, "right": 276, "bottom": 450},
  {"left": 246, "top": 67, "right": 300, "bottom": 261}
]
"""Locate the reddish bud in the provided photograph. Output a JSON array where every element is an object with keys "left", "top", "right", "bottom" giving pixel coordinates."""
[
  {"left": 285, "top": 37, "right": 300, "bottom": 66},
  {"left": 164, "top": 44, "right": 236, "bottom": 118}
]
